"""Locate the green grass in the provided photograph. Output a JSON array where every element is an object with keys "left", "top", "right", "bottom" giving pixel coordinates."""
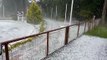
[
  {"left": 2, "top": 38, "right": 33, "bottom": 52},
  {"left": 85, "top": 26, "right": 107, "bottom": 38},
  {"left": 9, "top": 38, "right": 33, "bottom": 51}
]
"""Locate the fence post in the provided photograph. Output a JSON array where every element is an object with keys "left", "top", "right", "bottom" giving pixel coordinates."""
[
  {"left": 46, "top": 32, "right": 49, "bottom": 56},
  {"left": 92, "top": 20, "right": 94, "bottom": 28},
  {"left": 88, "top": 22, "right": 91, "bottom": 31},
  {"left": 84, "top": 22, "right": 86, "bottom": 33},
  {"left": 92, "top": 21, "right": 93, "bottom": 29},
  {"left": 90, "top": 21, "right": 92, "bottom": 30},
  {"left": 92, "top": 15, "right": 96, "bottom": 28},
  {"left": 92, "top": 20, "right": 93, "bottom": 29},
  {"left": 4, "top": 43, "right": 9, "bottom": 60},
  {"left": 77, "top": 22, "right": 80, "bottom": 37},
  {"left": 64, "top": 26, "right": 69, "bottom": 45},
  {"left": 94, "top": 20, "right": 96, "bottom": 27},
  {"left": 92, "top": 19, "right": 95, "bottom": 29}
]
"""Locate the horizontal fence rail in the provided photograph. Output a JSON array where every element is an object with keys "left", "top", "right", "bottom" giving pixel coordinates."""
[{"left": 0, "top": 20, "right": 100, "bottom": 60}]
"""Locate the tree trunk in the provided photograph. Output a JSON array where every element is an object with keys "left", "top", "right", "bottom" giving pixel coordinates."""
[{"left": 101, "top": 0, "right": 107, "bottom": 24}]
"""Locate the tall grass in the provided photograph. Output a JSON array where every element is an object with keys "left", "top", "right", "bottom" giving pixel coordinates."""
[{"left": 85, "top": 26, "right": 107, "bottom": 38}]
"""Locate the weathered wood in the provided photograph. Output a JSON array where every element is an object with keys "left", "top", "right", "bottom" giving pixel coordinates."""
[
  {"left": 4, "top": 44, "right": 9, "bottom": 60},
  {"left": 65, "top": 26, "right": 69, "bottom": 45},
  {"left": 46, "top": 32, "right": 49, "bottom": 56},
  {"left": 77, "top": 22, "right": 80, "bottom": 37}
]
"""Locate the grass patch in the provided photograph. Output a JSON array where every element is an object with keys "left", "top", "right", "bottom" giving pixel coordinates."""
[
  {"left": 2, "top": 38, "right": 33, "bottom": 52},
  {"left": 85, "top": 26, "right": 107, "bottom": 38},
  {"left": 8, "top": 38, "right": 33, "bottom": 51}
]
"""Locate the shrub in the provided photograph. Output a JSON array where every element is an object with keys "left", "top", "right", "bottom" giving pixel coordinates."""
[
  {"left": 26, "top": 0, "right": 43, "bottom": 24},
  {"left": 39, "top": 21, "right": 45, "bottom": 32}
]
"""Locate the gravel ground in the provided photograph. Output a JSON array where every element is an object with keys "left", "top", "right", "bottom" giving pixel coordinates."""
[
  {"left": 0, "top": 19, "right": 87, "bottom": 60},
  {"left": 0, "top": 20, "right": 38, "bottom": 42},
  {"left": 45, "top": 35, "right": 107, "bottom": 60},
  {"left": 0, "top": 18, "right": 76, "bottom": 60},
  {"left": 0, "top": 19, "right": 100, "bottom": 60}
]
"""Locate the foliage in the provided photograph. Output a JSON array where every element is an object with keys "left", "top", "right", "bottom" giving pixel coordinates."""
[
  {"left": 79, "top": 10, "right": 93, "bottom": 20},
  {"left": 6, "top": 38, "right": 33, "bottom": 51},
  {"left": 40, "top": 0, "right": 73, "bottom": 18},
  {"left": 2, "top": 0, "right": 104, "bottom": 21},
  {"left": 79, "top": 0, "right": 104, "bottom": 20},
  {"left": 26, "top": 1, "right": 43, "bottom": 24},
  {"left": 85, "top": 26, "right": 107, "bottom": 38},
  {"left": 39, "top": 21, "right": 45, "bottom": 32},
  {"left": 40, "top": 0, "right": 104, "bottom": 20}
]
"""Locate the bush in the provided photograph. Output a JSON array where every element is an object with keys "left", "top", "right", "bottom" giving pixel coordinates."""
[{"left": 39, "top": 21, "right": 45, "bottom": 32}]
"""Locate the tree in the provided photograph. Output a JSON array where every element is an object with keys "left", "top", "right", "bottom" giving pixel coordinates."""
[
  {"left": 79, "top": 0, "right": 104, "bottom": 20},
  {"left": 26, "top": 0, "right": 43, "bottom": 24},
  {"left": 40, "top": 0, "right": 104, "bottom": 21},
  {"left": 101, "top": 0, "right": 107, "bottom": 24}
]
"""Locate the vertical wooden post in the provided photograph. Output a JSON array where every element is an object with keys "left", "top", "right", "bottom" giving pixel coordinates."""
[
  {"left": 0, "top": 44, "right": 2, "bottom": 55},
  {"left": 94, "top": 20, "right": 96, "bottom": 27},
  {"left": 92, "top": 20, "right": 94, "bottom": 29},
  {"left": 88, "top": 22, "right": 90, "bottom": 31},
  {"left": 84, "top": 22, "right": 86, "bottom": 33},
  {"left": 64, "top": 26, "right": 69, "bottom": 45},
  {"left": 92, "top": 15, "right": 95, "bottom": 28},
  {"left": 46, "top": 32, "right": 49, "bottom": 56},
  {"left": 92, "top": 21, "right": 94, "bottom": 28},
  {"left": 91, "top": 20, "right": 93, "bottom": 29},
  {"left": 77, "top": 22, "right": 80, "bottom": 37},
  {"left": 90, "top": 21, "right": 92, "bottom": 30},
  {"left": 92, "top": 20, "right": 93, "bottom": 29},
  {"left": 92, "top": 19, "right": 95, "bottom": 29},
  {"left": 4, "top": 43, "right": 9, "bottom": 60}
]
